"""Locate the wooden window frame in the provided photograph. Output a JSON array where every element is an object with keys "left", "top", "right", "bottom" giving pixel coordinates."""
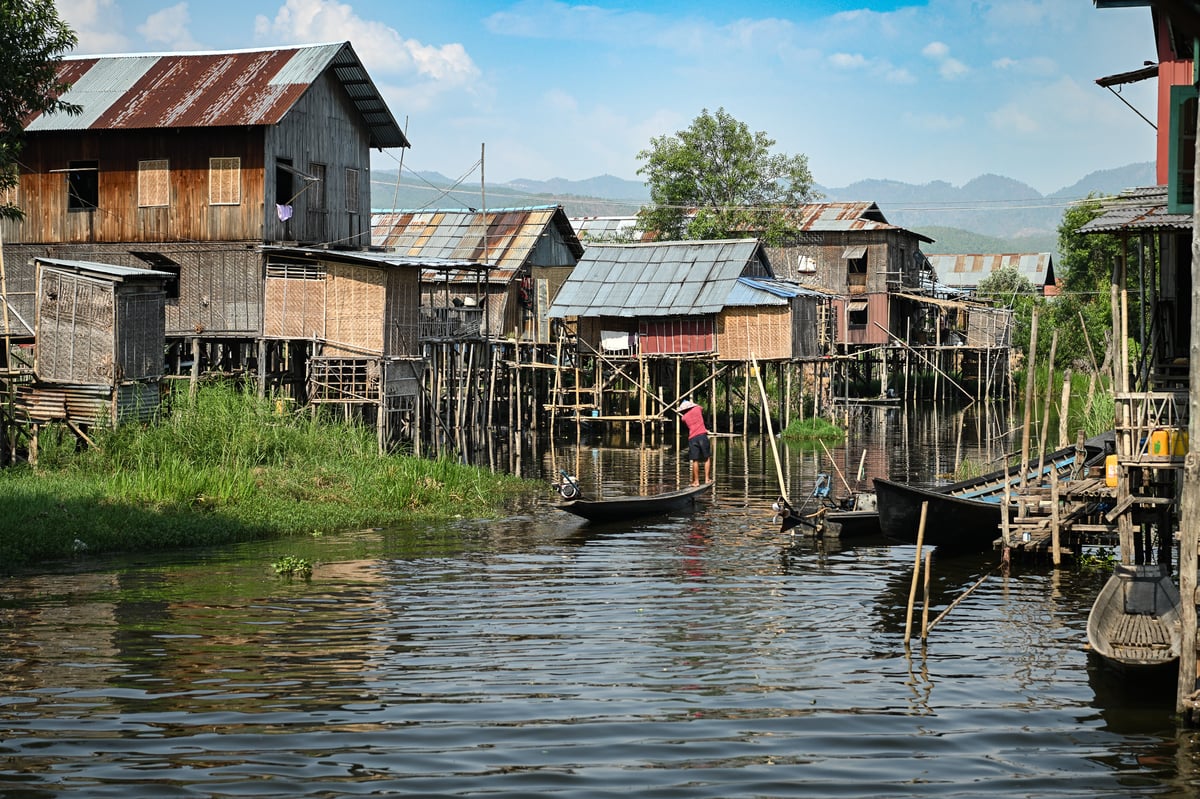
[
  {"left": 209, "top": 157, "right": 242, "bottom": 206},
  {"left": 137, "top": 159, "right": 169, "bottom": 208},
  {"left": 1169, "top": 84, "right": 1196, "bottom": 215}
]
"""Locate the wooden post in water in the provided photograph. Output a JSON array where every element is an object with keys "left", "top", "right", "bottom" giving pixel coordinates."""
[
  {"left": 1176, "top": 108, "right": 1200, "bottom": 720},
  {"left": 1050, "top": 467, "right": 1062, "bottom": 566},
  {"left": 904, "top": 501, "right": 928, "bottom": 644},
  {"left": 920, "top": 549, "right": 933, "bottom": 641},
  {"left": 1019, "top": 308, "right": 1039, "bottom": 493},
  {"left": 1058, "top": 368, "right": 1073, "bottom": 450},
  {"left": 1037, "top": 330, "right": 1058, "bottom": 480}
]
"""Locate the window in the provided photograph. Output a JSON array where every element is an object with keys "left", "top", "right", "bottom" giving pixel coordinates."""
[
  {"left": 847, "top": 300, "right": 868, "bottom": 328},
  {"left": 209, "top": 157, "right": 241, "bottom": 205},
  {"left": 1169, "top": 84, "right": 1197, "bottom": 214},
  {"left": 345, "top": 168, "right": 359, "bottom": 211},
  {"left": 131, "top": 251, "right": 180, "bottom": 300},
  {"left": 844, "top": 245, "right": 868, "bottom": 290},
  {"left": 276, "top": 157, "right": 295, "bottom": 206},
  {"left": 67, "top": 160, "right": 98, "bottom": 210},
  {"left": 308, "top": 163, "right": 326, "bottom": 210},
  {"left": 138, "top": 159, "right": 169, "bottom": 207},
  {"left": 0, "top": 166, "right": 18, "bottom": 208}
]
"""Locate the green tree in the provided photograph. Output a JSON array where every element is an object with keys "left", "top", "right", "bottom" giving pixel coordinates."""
[
  {"left": 635, "top": 108, "right": 817, "bottom": 245},
  {"left": 977, "top": 265, "right": 1041, "bottom": 356},
  {"left": 1047, "top": 196, "right": 1122, "bottom": 368},
  {"left": 0, "top": 0, "right": 80, "bottom": 220}
]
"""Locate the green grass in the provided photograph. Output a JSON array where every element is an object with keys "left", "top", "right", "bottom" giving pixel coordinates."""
[{"left": 0, "top": 382, "right": 536, "bottom": 570}]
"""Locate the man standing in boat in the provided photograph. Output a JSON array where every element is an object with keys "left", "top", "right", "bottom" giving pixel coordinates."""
[{"left": 678, "top": 400, "right": 712, "bottom": 486}]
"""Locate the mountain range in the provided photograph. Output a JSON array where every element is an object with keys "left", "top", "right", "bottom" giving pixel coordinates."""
[{"left": 370, "top": 161, "right": 1157, "bottom": 254}]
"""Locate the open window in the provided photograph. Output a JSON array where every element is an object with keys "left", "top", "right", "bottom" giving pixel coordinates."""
[
  {"left": 66, "top": 160, "right": 98, "bottom": 210},
  {"left": 844, "top": 245, "right": 867, "bottom": 292},
  {"left": 847, "top": 300, "right": 868, "bottom": 328},
  {"left": 131, "top": 251, "right": 181, "bottom": 300}
]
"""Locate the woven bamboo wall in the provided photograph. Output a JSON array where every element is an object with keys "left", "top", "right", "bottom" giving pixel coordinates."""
[
  {"left": 36, "top": 269, "right": 115, "bottom": 384},
  {"left": 324, "top": 264, "right": 385, "bottom": 356},
  {"left": 264, "top": 271, "right": 325, "bottom": 339},
  {"left": 965, "top": 306, "right": 1014, "bottom": 348},
  {"left": 718, "top": 306, "right": 790, "bottom": 361}
]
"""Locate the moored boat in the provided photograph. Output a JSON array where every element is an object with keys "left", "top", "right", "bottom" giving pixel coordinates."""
[
  {"left": 555, "top": 481, "right": 713, "bottom": 522},
  {"left": 1086, "top": 563, "right": 1182, "bottom": 673},
  {"left": 873, "top": 438, "right": 1106, "bottom": 553}
]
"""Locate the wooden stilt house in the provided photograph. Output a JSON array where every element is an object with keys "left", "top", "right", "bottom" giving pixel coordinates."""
[
  {"left": 2, "top": 41, "right": 409, "bottom": 376},
  {"left": 371, "top": 205, "right": 584, "bottom": 343}
]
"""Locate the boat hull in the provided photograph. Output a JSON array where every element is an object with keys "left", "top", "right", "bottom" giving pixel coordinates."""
[
  {"left": 556, "top": 482, "right": 713, "bottom": 522},
  {"left": 873, "top": 478, "right": 1004, "bottom": 552},
  {"left": 872, "top": 439, "right": 1106, "bottom": 553},
  {"left": 1086, "top": 564, "right": 1182, "bottom": 673}
]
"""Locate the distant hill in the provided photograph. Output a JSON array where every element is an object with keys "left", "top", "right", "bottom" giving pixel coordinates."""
[{"left": 370, "top": 162, "right": 1156, "bottom": 254}]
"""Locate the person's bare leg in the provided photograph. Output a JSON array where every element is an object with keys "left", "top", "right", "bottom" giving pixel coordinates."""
[
  {"left": 704, "top": 459, "right": 712, "bottom": 484},
  {"left": 691, "top": 460, "right": 699, "bottom": 486}
]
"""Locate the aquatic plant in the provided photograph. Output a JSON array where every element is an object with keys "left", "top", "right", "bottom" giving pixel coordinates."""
[
  {"left": 780, "top": 416, "right": 845, "bottom": 440},
  {"left": 272, "top": 555, "right": 313, "bottom": 580}
]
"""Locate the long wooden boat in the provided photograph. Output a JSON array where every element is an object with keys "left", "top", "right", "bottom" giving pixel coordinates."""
[
  {"left": 872, "top": 439, "right": 1105, "bottom": 553},
  {"left": 1086, "top": 563, "right": 1181, "bottom": 673},
  {"left": 556, "top": 482, "right": 713, "bottom": 522},
  {"left": 823, "top": 491, "right": 881, "bottom": 538}
]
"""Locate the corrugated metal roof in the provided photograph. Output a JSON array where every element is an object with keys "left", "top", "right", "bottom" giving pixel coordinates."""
[
  {"left": 28, "top": 42, "right": 408, "bottom": 149},
  {"left": 548, "top": 239, "right": 771, "bottom": 318},
  {"left": 925, "top": 253, "right": 1055, "bottom": 289},
  {"left": 262, "top": 246, "right": 486, "bottom": 271},
  {"left": 370, "top": 205, "right": 584, "bottom": 284},
  {"left": 570, "top": 202, "right": 933, "bottom": 243},
  {"left": 36, "top": 257, "right": 173, "bottom": 281},
  {"left": 1075, "top": 186, "right": 1193, "bottom": 234}
]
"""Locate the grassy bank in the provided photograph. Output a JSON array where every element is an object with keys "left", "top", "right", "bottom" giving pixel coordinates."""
[{"left": 0, "top": 383, "right": 536, "bottom": 570}]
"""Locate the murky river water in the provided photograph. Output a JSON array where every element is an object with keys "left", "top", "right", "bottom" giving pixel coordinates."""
[{"left": 3, "top": 405, "right": 1199, "bottom": 797}]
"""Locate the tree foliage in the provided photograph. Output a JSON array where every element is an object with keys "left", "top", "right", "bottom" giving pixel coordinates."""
[
  {"left": 0, "top": 0, "right": 79, "bottom": 220},
  {"left": 1045, "top": 196, "right": 1122, "bottom": 369},
  {"left": 635, "top": 108, "right": 817, "bottom": 245}
]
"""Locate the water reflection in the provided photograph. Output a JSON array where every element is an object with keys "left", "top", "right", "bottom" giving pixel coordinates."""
[{"left": 0, "top": 403, "right": 1194, "bottom": 797}]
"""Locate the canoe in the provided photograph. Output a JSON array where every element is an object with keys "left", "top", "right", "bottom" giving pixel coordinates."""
[
  {"left": 1086, "top": 563, "right": 1181, "bottom": 673},
  {"left": 556, "top": 482, "right": 713, "bottom": 522},
  {"left": 873, "top": 439, "right": 1105, "bottom": 553}
]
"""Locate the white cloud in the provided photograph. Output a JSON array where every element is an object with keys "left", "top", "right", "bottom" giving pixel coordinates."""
[
  {"left": 137, "top": 3, "right": 203, "bottom": 51},
  {"left": 57, "top": 0, "right": 129, "bottom": 53},
  {"left": 922, "top": 41, "right": 950, "bottom": 60},
  {"left": 829, "top": 52, "right": 868, "bottom": 70},
  {"left": 938, "top": 57, "right": 968, "bottom": 79},
  {"left": 254, "top": 0, "right": 481, "bottom": 103}
]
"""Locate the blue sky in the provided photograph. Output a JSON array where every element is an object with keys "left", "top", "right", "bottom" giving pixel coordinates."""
[{"left": 57, "top": 0, "right": 1159, "bottom": 195}]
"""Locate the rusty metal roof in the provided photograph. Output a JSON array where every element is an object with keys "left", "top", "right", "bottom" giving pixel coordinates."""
[
  {"left": 569, "top": 202, "right": 932, "bottom": 243},
  {"left": 548, "top": 239, "right": 772, "bottom": 318},
  {"left": 370, "top": 205, "right": 584, "bottom": 284},
  {"left": 27, "top": 42, "right": 408, "bottom": 149},
  {"left": 926, "top": 253, "right": 1056, "bottom": 289},
  {"left": 1075, "top": 186, "right": 1193, "bottom": 234}
]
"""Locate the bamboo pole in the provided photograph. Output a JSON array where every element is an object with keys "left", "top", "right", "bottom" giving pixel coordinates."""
[
  {"left": 751, "top": 354, "right": 788, "bottom": 504},
  {"left": 904, "top": 501, "right": 928, "bottom": 644},
  {"left": 920, "top": 549, "right": 933, "bottom": 641},
  {"left": 1037, "top": 330, "right": 1058, "bottom": 480},
  {"left": 1058, "top": 368, "right": 1073, "bottom": 450},
  {"left": 1019, "top": 308, "right": 1039, "bottom": 493}
]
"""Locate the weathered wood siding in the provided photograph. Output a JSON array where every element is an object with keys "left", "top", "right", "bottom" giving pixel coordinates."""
[
  {"left": 639, "top": 317, "right": 715, "bottom": 355},
  {"left": 263, "top": 71, "right": 373, "bottom": 246},
  {"left": 832, "top": 293, "right": 890, "bottom": 346},
  {"left": 2, "top": 129, "right": 266, "bottom": 244}
]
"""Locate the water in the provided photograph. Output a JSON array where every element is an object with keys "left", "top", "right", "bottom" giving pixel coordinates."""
[{"left": 3, "top": 405, "right": 1199, "bottom": 797}]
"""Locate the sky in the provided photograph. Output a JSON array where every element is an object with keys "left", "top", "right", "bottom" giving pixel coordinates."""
[{"left": 55, "top": 0, "right": 1161, "bottom": 196}]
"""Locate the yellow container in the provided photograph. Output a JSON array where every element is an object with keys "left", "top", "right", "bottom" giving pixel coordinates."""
[
  {"left": 1171, "top": 429, "right": 1190, "bottom": 456},
  {"left": 1105, "top": 454, "right": 1119, "bottom": 488},
  {"left": 1149, "top": 429, "right": 1171, "bottom": 456}
]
